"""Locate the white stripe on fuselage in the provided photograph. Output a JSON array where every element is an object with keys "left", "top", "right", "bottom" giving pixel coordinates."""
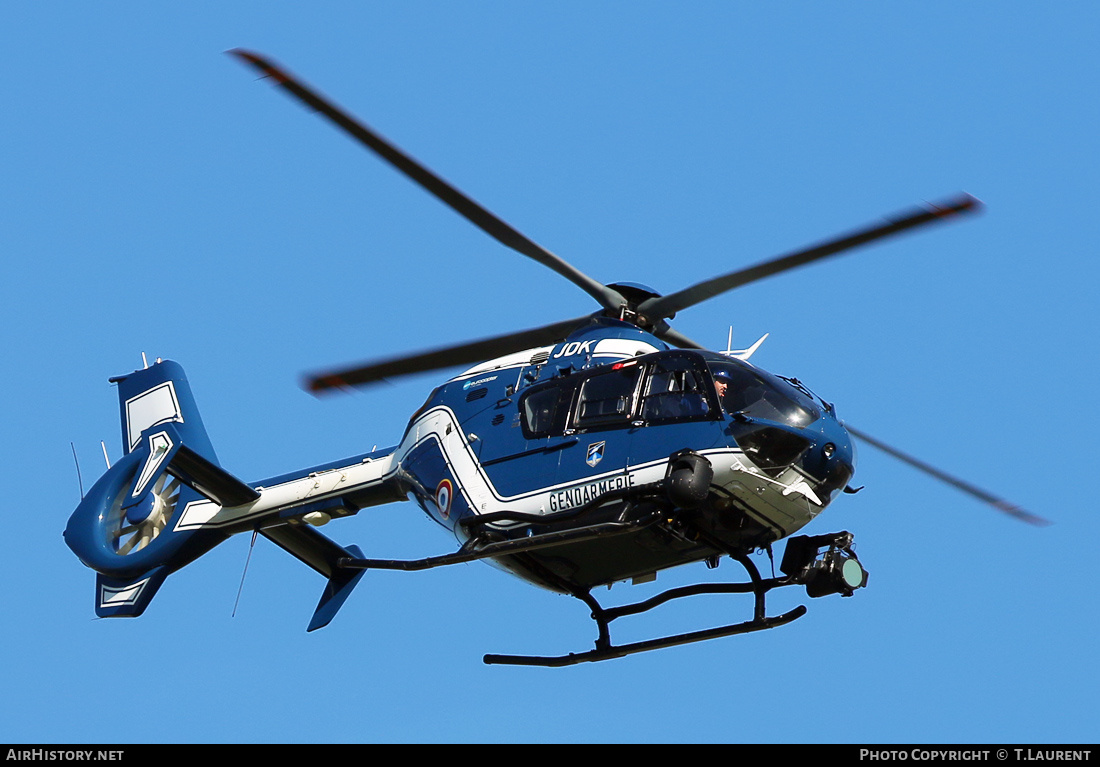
[
  {"left": 402, "top": 406, "right": 748, "bottom": 517},
  {"left": 173, "top": 403, "right": 822, "bottom": 538}
]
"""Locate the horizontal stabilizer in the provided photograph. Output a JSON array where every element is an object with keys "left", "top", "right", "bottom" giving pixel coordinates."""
[{"left": 169, "top": 442, "right": 260, "bottom": 507}]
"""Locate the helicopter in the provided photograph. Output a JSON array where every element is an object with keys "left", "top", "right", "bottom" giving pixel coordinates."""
[{"left": 63, "top": 50, "right": 1049, "bottom": 667}]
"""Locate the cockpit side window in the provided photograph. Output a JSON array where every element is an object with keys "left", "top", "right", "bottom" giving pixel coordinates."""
[
  {"left": 572, "top": 364, "right": 643, "bottom": 430},
  {"left": 640, "top": 356, "right": 714, "bottom": 424}
]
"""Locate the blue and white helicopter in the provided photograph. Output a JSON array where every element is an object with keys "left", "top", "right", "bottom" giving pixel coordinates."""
[{"left": 64, "top": 51, "right": 1048, "bottom": 666}]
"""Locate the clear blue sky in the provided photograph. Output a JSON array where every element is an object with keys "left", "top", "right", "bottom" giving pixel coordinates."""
[{"left": 3, "top": 3, "right": 1097, "bottom": 744}]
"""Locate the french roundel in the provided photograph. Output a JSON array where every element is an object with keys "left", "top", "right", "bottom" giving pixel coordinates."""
[{"left": 435, "top": 479, "right": 453, "bottom": 519}]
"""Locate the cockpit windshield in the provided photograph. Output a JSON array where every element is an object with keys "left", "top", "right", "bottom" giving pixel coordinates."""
[{"left": 704, "top": 356, "right": 819, "bottom": 428}]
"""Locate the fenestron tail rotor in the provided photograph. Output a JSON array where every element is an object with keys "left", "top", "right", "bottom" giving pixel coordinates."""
[{"left": 109, "top": 469, "right": 181, "bottom": 555}]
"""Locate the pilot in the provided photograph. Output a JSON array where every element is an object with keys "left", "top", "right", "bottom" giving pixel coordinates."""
[{"left": 713, "top": 369, "right": 733, "bottom": 408}]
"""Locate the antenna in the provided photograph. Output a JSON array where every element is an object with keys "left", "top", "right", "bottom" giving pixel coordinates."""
[
  {"left": 70, "top": 442, "right": 84, "bottom": 500},
  {"left": 723, "top": 333, "right": 770, "bottom": 361},
  {"left": 232, "top": 529, "right": 260, "bottom": 618},
  {"left": 726, "top": 326, "right": 733, "bottom": 354},
  {"left": 141, "top": 352, "right": 149, "bottom": 369},
  {"left": 101, "top": 441, "right": 111, "bottom": 470}
]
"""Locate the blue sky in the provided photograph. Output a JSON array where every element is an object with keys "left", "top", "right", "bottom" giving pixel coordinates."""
[{"left": 3, "top": 3, "right": 1098, "bottom": 744}]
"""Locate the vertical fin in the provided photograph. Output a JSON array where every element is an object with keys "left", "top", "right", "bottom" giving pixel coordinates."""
[
  {"left": 308, "top": 545, "right": 366, "bottom": 632},
  {"left": 95, "top": 567, "right": 170, "bottom": 618}
]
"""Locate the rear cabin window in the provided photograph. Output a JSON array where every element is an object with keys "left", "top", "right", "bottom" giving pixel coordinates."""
[{"left": 522, "top": 384, "right": 567, "bottom": 437}]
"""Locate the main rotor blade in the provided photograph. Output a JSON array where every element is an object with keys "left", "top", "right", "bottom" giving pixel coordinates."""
[
  {"left": 637, "top": 194, "right": 981, "bottom": 322},
  {"left": 305, "top": 315, "right": 595, "bottom": 393},
  {"left": 230, "top": 49, "right": 626, "bottom": 314},
  {"left": 843, "top": 423, "right": 1051, "bottom": 527},
  {"left": 653, "top": 325, "right": 705, "bottom": 350}
]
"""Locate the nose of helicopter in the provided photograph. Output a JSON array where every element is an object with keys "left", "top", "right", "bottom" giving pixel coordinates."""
[
  {"left": 727, "top": 409, "right": 856, "bottom": 506},
  {"left": 799, "top": 414, "right": 857, "bottom": 503}
]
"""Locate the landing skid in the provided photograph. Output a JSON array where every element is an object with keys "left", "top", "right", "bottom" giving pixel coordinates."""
[
  {"left": 484, "top": 606, "right": 806, "bottom": 667},
  {"left": 483, "top": 553, "right": 807, "bottom": 666}
]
